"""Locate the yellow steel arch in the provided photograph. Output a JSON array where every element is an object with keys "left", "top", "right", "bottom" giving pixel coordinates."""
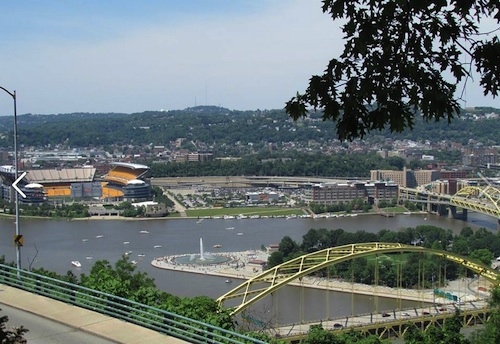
[
  {"left": 217, "top": 242, "right": 500, "bottom": 315},
  {"left": 451, "top": 185, "right": 500, "bottom": 218}
]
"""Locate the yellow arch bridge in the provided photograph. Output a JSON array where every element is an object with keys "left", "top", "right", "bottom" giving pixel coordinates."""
[
  {"left": 399, "top": 185, "right": 500, "bottom": 220},
  {"left": 451, "top": 185, "right": 500, "bottom": 219},
  {"left": 217, "top": 242, "right": 500, "bottom": 316}
]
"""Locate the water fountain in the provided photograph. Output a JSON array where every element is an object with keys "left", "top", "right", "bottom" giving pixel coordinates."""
[
  {"left": 172, "top": 237, "right": 232, "bottom": 266},
  {"left": 199, "top": 237, "right": 205, "bottom": 260}
]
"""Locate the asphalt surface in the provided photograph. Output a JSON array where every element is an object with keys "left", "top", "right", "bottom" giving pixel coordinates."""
[
  {"left": 0, "top": 283, "right": 188, "bottom": 344},
  {"left": 1, "top": 304, "right": 117, "bottom": 344}
]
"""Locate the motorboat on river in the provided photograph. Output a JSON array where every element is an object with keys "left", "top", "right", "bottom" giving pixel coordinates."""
[{"left": 71, "top": 260, "right": 81, "bottom": 268}]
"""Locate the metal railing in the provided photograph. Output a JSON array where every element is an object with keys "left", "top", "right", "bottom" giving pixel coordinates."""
[{"left": 0, "top": 264, "right": 267, "bottom": 344}]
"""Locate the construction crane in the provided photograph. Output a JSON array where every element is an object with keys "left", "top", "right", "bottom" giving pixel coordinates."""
[
  {"left": 476, "top": 171, "right": 496, "bottom": 200},
  {"left": 477, "top": 171, "right": 493, "bottom": 187}
]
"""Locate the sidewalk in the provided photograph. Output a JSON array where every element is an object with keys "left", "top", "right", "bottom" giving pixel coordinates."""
[{"left": 0, "top": 283, "right": 187, "bottom": 344}]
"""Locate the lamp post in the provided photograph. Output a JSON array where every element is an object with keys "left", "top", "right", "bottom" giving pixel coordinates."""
[{"left": 0, "top": 86, "right": 21, "bottom": 275}]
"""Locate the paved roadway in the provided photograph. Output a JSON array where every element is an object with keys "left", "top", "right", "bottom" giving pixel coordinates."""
[
  {"left": 0, "top": 304, "right": 116, "bottom": 344},
  {"left": 0, "top": 283, "right": 188, "bottom": 344}
]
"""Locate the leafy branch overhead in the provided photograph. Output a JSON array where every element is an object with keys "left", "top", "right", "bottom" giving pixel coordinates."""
[{"left": 286, "top": 0, "right": 500, "bottom": 141}]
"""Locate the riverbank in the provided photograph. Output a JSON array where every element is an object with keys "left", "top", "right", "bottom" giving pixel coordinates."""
[{"left": 151, "top": 250, "right": 484, "bottom": 303}]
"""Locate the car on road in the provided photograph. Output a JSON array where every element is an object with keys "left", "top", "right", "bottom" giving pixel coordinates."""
[
  {"left": 401, "top": 312, "right": 411, "bottom": 317},
  {"left": 333, "top": 323, "right": 343, "bottom": 329}
]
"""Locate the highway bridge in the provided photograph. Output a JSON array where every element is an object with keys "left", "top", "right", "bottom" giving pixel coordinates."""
[
  {"left": 2, "top": 242, "right": 500, "bottom": 343},
  {"left": 399, "top": 186, "right": 500, "bottom": 222},
  {"left": 217, "top": 243, "right": 500, "bottom": 341}
]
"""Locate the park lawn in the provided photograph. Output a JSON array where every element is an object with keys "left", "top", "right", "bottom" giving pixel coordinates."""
[
  {"left": 381, "top": 206, "right": 408, "bottom": 213},
  {"left": 186, "top": 207, "right": 305, "bottom": 217}
]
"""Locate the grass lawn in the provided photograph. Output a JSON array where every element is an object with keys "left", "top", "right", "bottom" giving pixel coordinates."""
[
  {"left": 380, "top": 206, "right": 408, "bottom": 213},
  {"left": 186, "top": 207, "right": 305, "bottom": 217}
]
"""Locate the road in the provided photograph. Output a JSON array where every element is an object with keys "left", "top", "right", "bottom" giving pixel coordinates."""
[{"left": 0, "top": 304, "right": 116, "bottom": 344}]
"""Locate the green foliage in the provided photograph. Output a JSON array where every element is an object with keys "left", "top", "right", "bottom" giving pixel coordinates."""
[
  {"left": 80, "top": 256, "right": 157, "bottom": 300},
  {"left": 286, "top": 1, "right": 500, "bottom": 141},
  {"left": 404, "top": 310, "right": 467, "bottom": 344},
  {"left": 310, "top": 198, "right": 372, "bottom": 214},
  {"left": 19, "top": 202, "right": 89, "bottom": 219},
  {"left": 78, "top": 255, "right": 234, "bottom": 329},
  {"left": 0, "top": 310, "right": 28, "bottom": 344},
  {"left": 2, "top": 108, "right": 498, "bottom": 155},
  {"left": 469, "top": 286, "right": 500, "bottom": 343},
  {"left": 469, "top": 248, "right": 494, "bottom": 266},
  {"left": 303, "top": 324, "right": 388, "bottom": 344},
  {"left": 151, "top": 186, "right": 174, "bottom": 207},
  {"left": 150, "top": 151, "right": 396, "bottom": 178},
  {"left": 269, "top": 225, "right": 500, "bottom": 288}
]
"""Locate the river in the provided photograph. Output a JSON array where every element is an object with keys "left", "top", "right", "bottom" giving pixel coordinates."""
[{"left": 0, "top": 211, "right": 496, "bottom": 324}]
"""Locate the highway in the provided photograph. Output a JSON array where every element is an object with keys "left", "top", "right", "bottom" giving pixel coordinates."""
[{"left": 0, "top": 304, "right": 116, "bottom": 344}]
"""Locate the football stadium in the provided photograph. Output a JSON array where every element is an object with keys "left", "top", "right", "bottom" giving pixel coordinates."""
[{"left": 0, "top": 162, "right": 151, "bottom": 204}]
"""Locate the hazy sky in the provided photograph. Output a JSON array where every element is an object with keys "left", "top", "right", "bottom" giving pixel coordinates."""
[{"left": 0, "top": 1, "right": 498, "bottom": 116}]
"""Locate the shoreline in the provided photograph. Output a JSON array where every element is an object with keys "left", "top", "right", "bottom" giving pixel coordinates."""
[
  {"left": 72, "top": 211, "right": 428, "bottom": 221},
  {"left": 150, "top": 250, "right": 451, "bottom": 303}
]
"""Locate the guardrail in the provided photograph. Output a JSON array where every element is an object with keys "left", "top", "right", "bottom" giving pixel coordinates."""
[{"left": 0, "top": 264, "right": 266, "bottom": 344}]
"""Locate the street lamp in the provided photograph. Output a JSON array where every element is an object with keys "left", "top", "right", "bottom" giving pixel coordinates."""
[{"left": 0, "top": 85, "right": 21, "bottom": 275}]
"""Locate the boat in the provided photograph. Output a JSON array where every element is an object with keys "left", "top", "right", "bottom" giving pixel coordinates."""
[
  {"left": 86, "top": 256, "right": 93, "bottom": 260},
  {"left": 225, "top": 227, "right": 235, "bottom": 230},
  {"left": 140, "top": 230, "right": 149, "bottom": 234},
  {"left": 225, "top": 279, "right": 232, "bottom": 283},
  {"left": 131, "top": 260, "right": 138, "bottom": 265},
  {"left": 153, "top": 245, "right": 162, "bottom": 248},
  {"left": 237, "top": 233, "right": 243, "bottom": 236},
  {"left": 96, "top": 235, "right": 104, "bottom": 239},
  {"left": 82, "top": 239, "right": 88, "bottom": 242},
  {"left": 125, "top": 251, "right": 132, "bottom": 255},
  {"left": 213, "top": 244, "right": 222, "bottom": 248},
  {"left": 71, "top": 260, "right": 81, "bottom": 268},
  {"left": 138, "top": 254, "right": 145, "bottom": 257},
  {"left": 123, "top": 241, "right": 130, "bottom": 245}
]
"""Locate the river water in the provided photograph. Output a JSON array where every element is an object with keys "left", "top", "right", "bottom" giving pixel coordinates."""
[{"left": 0, "top": 212, "right": 496, "bottom": 324}]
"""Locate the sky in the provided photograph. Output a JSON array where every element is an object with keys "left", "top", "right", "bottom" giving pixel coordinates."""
[{"left": 0, "top": 0, "right": 498, "bottom": 116}]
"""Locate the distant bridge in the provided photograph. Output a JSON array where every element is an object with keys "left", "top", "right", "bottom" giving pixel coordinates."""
[{"left": 399, "top": 186, "right": 500, "bottom": 221}]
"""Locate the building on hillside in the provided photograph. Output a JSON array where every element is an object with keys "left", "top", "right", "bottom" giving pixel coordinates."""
[
  {"left": 439, "top": 170, "right": 468, "bottom": 179},
  {"left": 303, "top": 181, "right": 398, "bottom": 205},
  {"left": 370, "top": 168, "right": 440, "bottom": 187}
]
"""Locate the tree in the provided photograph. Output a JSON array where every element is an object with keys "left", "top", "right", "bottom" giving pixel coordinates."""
[
  {"left": 0, "top": 310, "right": 28, "bottom": 344},
  {"left": 468, "top": 286, "right": 500, "bottom": 343},
  {"left": 469, "top": 248, "right": 494, "bottom": 266},
  {"left": 286, "top": 1, "right": 500, "bottom": 141}
]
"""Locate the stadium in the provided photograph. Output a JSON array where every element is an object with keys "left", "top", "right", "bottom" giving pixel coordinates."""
[{"left": 0, "top": 162, "right": 152, "bottom": 204}]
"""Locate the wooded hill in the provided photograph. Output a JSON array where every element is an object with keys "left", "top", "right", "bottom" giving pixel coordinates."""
[{"left": 0, "top": 106, "right": 498, "bottom": 151}]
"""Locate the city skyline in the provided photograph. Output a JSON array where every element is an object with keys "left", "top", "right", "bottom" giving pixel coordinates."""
[{"left": 1, "top": 0, "right": 499, "bottom": 116}]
